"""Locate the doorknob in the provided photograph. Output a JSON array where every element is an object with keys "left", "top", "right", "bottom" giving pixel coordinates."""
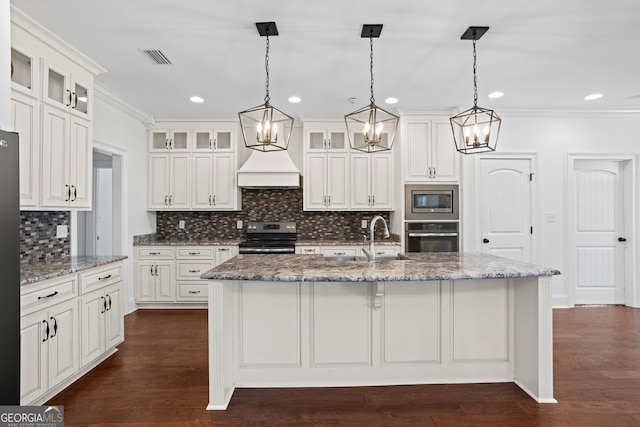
[
  {"left": 618, "top": 237, "right": 627, "bottom": 242},
  {"left": 482, "top": 238, "right": 490, "bottom": 243}
]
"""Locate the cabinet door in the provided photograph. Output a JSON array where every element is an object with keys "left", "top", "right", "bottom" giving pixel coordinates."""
[
  {"left": 20, "top": 311, "right": 47, "bottom": 405},
  {"left": 80, "top": 290, "right": 106, "bottom": 367},
  {"left": 105, "top": 285, "right": 124, "bottom": 349},
  {"left": 327, "top": 154, "right": 349, "bottom": 209},
  {"left": 370, "top": 154, "right": 393, "bottom": 209},
  {"left": 42, "top": 59, "right": 71, "bottom": 111},
  {"left": 156, "top": 262, "right": 175, "bottom": 301},
  {"left": 148, "top": 154, "right": 170, "bottom": 209},
  {"left": 69, "top": 116, "right": 92, "bottom": 208},
  {"left": 41, "top": 104, "right": 70, "bottom": 207},
  {"left": 70, "top": 75, "right": 92, "bottom": 119},
  {"left": 11, "top": 92, "right": 40, "bottom": 207},
  {"left": 306, "top": 129, "right": 328, "bottom": 152},
  {"left": 405, "top": 120, "right": 431, "bottom": 181},
  {"left": 192, "top": 154, "right": 214, "bottom": 209},
  {"left": 213, "top": 129, "right": 234, "bottom": 152},
  {"left": 304, "top": 154, "right": 328, "bottom": 210},
  {"left": 149, "top": 129, "right": 171, "bottom": 151},
  {"left": 135, "top": 261, "right": 156, "bottom": 301},
  {"left": 48, "top": 299, "right": 79, "bottom": 390},
  {"left": 327, "top": 130, "right": 348, "bottom": 151},
  {"left": 431, "top": 120, "right": 459, "bottom": 181},
  {"left": 11, "top": 47, "right": 38, "bottom": 97},
  {"left": 169, "top": 154, "right": 190, "bottom": 209},
  {"left": 350, "top": 154, "right": 371, "bottom": 210},
  {"left": 212, "top": 154, "right": 235, "bottom": 209},
  {"left": 215, "top": 246, "right": 236, "bottom": 266}
]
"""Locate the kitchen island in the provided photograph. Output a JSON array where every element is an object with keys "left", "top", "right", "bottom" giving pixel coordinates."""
[{"left": 201, "top": 252, "right": 560, "bottom": 410}]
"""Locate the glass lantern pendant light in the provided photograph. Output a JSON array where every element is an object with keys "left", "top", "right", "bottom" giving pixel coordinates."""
[
  {"left": 450, "top": 26, "right": 501, "bottom": 154},
  {"left": 344, "top": 24, "right": 399, "bottom": 153},
  {"left": 238, "top": 22, "right": 294, "bottom": 152}
]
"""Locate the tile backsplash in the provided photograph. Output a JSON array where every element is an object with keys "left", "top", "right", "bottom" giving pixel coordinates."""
[
  {"left": 20, "top": 211, "right": 71, "bottom": 263},
  {"left": 156, "top": 186, "right": 391, "bottom": 241}
]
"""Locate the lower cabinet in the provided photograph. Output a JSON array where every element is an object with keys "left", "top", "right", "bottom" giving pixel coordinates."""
[
  {"left": 135, "top": 245, "right": 238, "bottom": 305},
  {"left": 296, "top": 244, "right": 401, "bottom": 258},
  {"left": 20, "top": 260, "right": 124, "bottom": 406},
  {"left": 80, "top": 283, "right": 123, "bottom": 367},
  {"left": 20, "top": 298, "right": 78, "bottom": 405}
]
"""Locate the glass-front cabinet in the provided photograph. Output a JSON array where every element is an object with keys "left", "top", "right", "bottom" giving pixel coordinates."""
[
  {"left": 149, "top": 130, "right": 190, "bottom": 152},
  {"left": 11, "top": 47, "right": 37, "bottom": 97},
  {"left": 41, "top": 59, "right": 93, "bottom": 119},
  {"left": 193, "top": 129, "right": 235, "bottom": 152}
]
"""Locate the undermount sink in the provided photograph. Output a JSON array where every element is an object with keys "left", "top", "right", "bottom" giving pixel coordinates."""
[{"left": 324, "top": 254, "right": 408, "bottom": 262}]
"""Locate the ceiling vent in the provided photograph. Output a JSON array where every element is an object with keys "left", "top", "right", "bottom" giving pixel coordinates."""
[{"left": 142, "top": 49, "right": 174, "bottom": 65}]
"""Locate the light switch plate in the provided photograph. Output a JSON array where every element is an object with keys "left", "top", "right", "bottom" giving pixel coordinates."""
[
  {"left": 56, "top": 225, "right": 68, "bottom": 238},
  {"left": 179, "top": 220, "right": 185, "bottom": 229},
  {"left": 361, "top": 220, "right": 367, "bottom": 228},
  {"left": 237, "top": 220, "right": 243, "bottom": 229}
]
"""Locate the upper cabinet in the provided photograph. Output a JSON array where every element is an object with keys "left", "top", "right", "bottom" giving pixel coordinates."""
[
  {"left": 147, "top": 121, "right": 241, "bottom": 211},
  {"left": 305, "top": 127, "right": 349, "bottom": 153},
  {"left": 42, "top": 59, "right": 93, "bottom": 119},
  {"left": 402, "top": 115, "right": 460, "bottom": 183},
  {"left": 11, "top": 8, "right": 106, "bottom": 211}
]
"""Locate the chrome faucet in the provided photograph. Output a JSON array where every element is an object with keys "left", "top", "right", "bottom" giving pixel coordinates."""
[{"left": 362, "top": 215, "right": 390, "bottom": 261}]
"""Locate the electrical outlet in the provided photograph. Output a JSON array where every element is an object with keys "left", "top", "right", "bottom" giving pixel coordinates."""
[
  {"left": 361, "top": 220, "right": 367, "bottom": 228},
  {"left": 546, "top": 212, "right": 557, "bottom": 222},
  {"left": 56, "top": 225, "right": 68, "bottom": 238},
  {"left": 237, "top": 220, "right": 243, "bottom": 229},
  {"left": 179, "top": 220, "right": 185, "bottom": 229}
]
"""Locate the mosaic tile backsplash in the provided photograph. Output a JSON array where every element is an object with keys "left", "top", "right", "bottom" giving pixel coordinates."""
[
  {"left": 156, "top": 186, "right": 392, "bottom": 241},
  {"left": 20, "top": 211, "right": 71, "bottom": 263}
]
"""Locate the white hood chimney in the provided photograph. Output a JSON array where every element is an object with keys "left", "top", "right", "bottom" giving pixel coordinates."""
[{"left": 237, "top": 150, "right": 300, "bottom": 189}]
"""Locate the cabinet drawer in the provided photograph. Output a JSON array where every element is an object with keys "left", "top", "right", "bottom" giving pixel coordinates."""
[
  {"left": 176, "top": 261, "right": 214, "bottom": 280},
  {"left": 177, "top": 282, "right": 209, "bottom": 301},
  {"left": 21, "top": 275, "right": 77, "bottom": 315},
  {"left": 176, "top": 247, "right": 214, "bottom": 259},
  {"left": 135, "top": 247, "right": 174, "bottom": 259},
  {"left": 79, "top": 263, "right": 122, "bottom": 294},
  {"left": 297, "top": 246, "right": 321, "bottom": 255},
  {"left": 322, "top": 247, "right": 358, "bottom": 257}
]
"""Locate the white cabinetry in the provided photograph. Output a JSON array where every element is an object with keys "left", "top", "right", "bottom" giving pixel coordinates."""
[
  {"left": 11, "top": 10, "right": 104, "bottom": 211},
  {"left": 135, "top": 245, "right": 238, "bottom": 305},
  {"left": 20, "top": 275, "right": 79, "bottom": 405},
  {"left": 148, "top": 153, "right": 190, "bottom": 209},
  {"left": 303, "top": 124, "right": 350, "bottom": 211},
  {"left": 41, "top": 105, "right": 92, "bottom": 208},
  {"left": 78, "top": 265, "right": 124, "bottom": 368},
  {"left": 10, "top": 91, "right": 40, "bottom": 207},
  {"left": 350, "top": 153, "right": 393, "bottom": 210},
  {"left": 147, "top": 122, "right": 240, "bottom": 211},
  {"left": 402, "top": 116, "right": 459, "bottom": 182}
]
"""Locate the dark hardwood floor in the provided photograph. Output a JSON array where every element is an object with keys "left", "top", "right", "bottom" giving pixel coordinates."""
[{"left": 48, "top": 306, "right": 640, "bottom": 426}]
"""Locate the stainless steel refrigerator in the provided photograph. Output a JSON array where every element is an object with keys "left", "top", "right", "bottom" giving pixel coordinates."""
[{"left": 0, "top": 130, "right": 20, "bottom": 404}]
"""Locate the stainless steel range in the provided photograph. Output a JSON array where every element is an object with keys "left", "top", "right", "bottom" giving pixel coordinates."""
[{"left": 238, "top": 222, "right": 297, "bottom": 254}]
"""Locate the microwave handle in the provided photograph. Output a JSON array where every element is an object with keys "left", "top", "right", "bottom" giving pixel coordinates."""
[{"left": 408, "top": 232, "right": 458, "bottom": 237}]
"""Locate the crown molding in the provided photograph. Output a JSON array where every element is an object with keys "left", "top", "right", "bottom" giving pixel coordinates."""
[
  {"left": 94, "top": 81, "right": 154, "bottom": 124},
  {"left": 491, "top": 108, "right": 640, "bottom": 119}
]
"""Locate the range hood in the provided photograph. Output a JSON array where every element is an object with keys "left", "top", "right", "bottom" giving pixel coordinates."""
[{"left": 237, "top": 150, "right": 300, "bottom": 189}]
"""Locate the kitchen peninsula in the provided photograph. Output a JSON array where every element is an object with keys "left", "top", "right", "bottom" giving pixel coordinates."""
[{"left": 201, "top": 252, "right": 560, "bottom": 410}]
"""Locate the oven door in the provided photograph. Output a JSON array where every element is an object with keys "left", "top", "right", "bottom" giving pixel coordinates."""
[{"left": 406, "top": 232, "right": 458, "bottom": 252}]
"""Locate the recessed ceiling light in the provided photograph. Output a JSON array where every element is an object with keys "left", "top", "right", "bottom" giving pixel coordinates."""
[
  {"left": 385, "top": 97, "right": 398, "bottom": 104},
  {"left": 488, "top": 91, "right": 504, "bottom": 99},
  {"left": 585, "top": 93, "right": 603, "bottom": 101},
  {"left": 288, "top": 96, "right": 301, "bottom": 103},
  {"left": 190, "top": 96, "right": 204, "bottom": 103}
]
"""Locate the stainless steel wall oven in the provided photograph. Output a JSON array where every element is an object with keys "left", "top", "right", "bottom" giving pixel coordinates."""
[{"left": 405, "top": 222, "right": 459, "bottom": 253}]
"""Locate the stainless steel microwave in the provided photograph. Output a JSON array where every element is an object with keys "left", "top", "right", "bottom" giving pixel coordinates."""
[{"left": 405, "top": 184, "right": 459, "bottom": 220}]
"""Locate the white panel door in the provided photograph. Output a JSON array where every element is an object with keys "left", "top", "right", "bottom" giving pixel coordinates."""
[
  {"left": 572, "top": 160, "right": 625, "bottom": 304},
  {"left": 479, "top": 158, "right": 533, "bottom": 262}
]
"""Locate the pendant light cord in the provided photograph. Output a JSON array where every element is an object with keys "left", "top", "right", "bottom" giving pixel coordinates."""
[
  {"left": 264, "top": 34, "right": 270, "bottom": 104},
  {"left": 472, "top": 37, "right": 478, "bottom": 108},
  {"left": 369, "top": 36, "right": 375, "bottom": 104}
]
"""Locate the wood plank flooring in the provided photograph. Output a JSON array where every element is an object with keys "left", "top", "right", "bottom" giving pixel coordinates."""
[{"left": 48, "top": 306, "right": 640, "bottom": 426}]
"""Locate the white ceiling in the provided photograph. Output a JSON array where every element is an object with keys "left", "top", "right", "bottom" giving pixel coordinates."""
[{"left": 11, "top": 0, "right": 640, "bottom": 118}]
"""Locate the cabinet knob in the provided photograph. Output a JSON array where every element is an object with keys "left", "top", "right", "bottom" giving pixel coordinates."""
[
  {"left": 618, "top": 237, "right": 627, "bottom": 242},
  {"left": 482, "top": 238, "right": 490, "bottom": 244}
]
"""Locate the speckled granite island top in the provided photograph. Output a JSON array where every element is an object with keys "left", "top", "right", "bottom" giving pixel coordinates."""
[
  {"left": 133, "top": 234, "right": 242, "bottom": 246},
  {"left": 201, "top": 252, "right": 560, "bottom": 282},
  {"left": 21, "top": 255, "right": 128, "bottom": 286}
]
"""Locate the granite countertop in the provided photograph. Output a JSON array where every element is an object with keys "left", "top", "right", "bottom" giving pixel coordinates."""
[
  {"left": 200, "top": 252, "right": 561, "bottom": 283},
  {"left": 295, "top": 239, "right": 401, "bottom": 246},
  {"left": 133, "top": 234, "right": 242, "bottom": 246},
  {"left": 21, "top": 255, "right": 128, "bottom": 286}
]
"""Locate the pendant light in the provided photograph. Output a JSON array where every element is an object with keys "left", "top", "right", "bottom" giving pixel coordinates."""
[
  {"left": 238, "top": 22, "right": 294, "bottom": 152},
  {"left": 450, "top": 26, "right": 501, "bottom": 154},
  {"left": 344, "top": 24, "right": 398, "bottom": 153}
]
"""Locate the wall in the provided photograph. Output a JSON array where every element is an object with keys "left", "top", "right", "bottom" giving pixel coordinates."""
[
  {"left": 460, "top": 111, "right": 640, "bottom": 307},
  {"left": 0, "top": 0, "right": 9, "bottom": 128},
  {"left": 92, "top": 83, "right": 154, "bottom": 313},
  {"left": 155, "top": 184, "right": 390, "bottom": 241}
]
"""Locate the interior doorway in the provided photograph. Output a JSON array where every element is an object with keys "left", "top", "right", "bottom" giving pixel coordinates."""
[
  {"left": 76, "top": 146, "right": 123, "bottom": 256},
  {"left": 568, "top": 156, "right": 634, "bottom": 305}
]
